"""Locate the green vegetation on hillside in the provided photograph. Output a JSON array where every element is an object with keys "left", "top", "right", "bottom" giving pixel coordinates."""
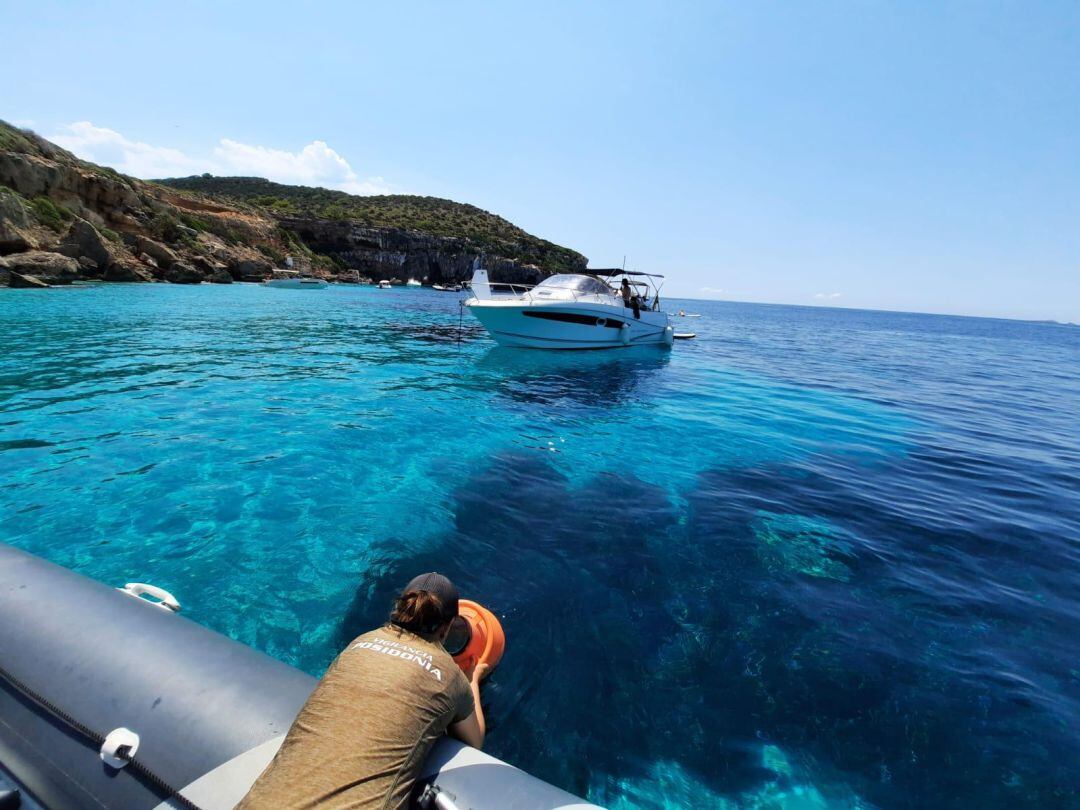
[
  {"left": 158, "top": 175, "right": 585, "bottom": 274},
  {"left": 31, "top": 196, "right": 73, "bottom": 231},
  {"left": 0, "top": 119, "right": 130, "bottom": 183},
  {"left": 0, "top": 124, "right": 38, "bottom": 155}
]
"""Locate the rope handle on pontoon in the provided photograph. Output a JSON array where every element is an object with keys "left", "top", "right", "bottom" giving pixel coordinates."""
[{"left": 118, "top": 582, "right": 181, "bottom": 613}]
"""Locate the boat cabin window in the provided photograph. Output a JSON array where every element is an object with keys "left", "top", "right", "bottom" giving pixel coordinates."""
[{"left": 535, "top": 275, "right": 613, "bottom": 295}]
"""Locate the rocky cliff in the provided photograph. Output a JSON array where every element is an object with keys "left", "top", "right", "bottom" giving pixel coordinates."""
[
  {"left": 0, "top": 120, "right": 586, "bottom": 288},
  {"left": 158, "top": 176, "right": 587, "bottom": 284},
  {"left": 275, "top": 216, "right": 558, "bottom": 286}
]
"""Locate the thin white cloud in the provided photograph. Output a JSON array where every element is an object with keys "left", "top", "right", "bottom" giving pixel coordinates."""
[
  {"left": 213, "top": 138, "right": 388, "bottom": 195},
  {"left": 12, "top": 118, "right": 36, "bottom": 128},
  {"left": 699, "top": 286, "right": 724, "bottom": 295},
  {"left": 49, "top": 121, "right": 202, "bottom": 178},
  {"left": 46, "top": 121, "right": 390, "bottom": 195},
  {"left": 813, "top": 292, "right": 842, "bottom": 300}
]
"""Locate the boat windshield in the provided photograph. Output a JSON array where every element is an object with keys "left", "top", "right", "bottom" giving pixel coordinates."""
[{"left": 535, "top": 275, "right": 613, "bottom": 295}]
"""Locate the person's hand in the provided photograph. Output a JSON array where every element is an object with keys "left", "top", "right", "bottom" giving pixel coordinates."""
[{"left": 471, "top": 662, "right": 490, "bottom": 684}]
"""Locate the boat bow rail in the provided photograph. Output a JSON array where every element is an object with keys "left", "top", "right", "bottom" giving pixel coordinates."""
[{"left": 0, "top": 544, "right": 598, "bottom": 810}]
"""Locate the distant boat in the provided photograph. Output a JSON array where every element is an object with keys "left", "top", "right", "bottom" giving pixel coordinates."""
[
  {"left": 406, "top": 278, "right": 421, "bottom": 287},
  {"left": 263, "top": 270, "right": 328, "bottom": 290},
  {"left": 432, "top": 284, "right": 463, "bottom": 292},
  {"left": 377, "top": 280, "right": 392, "bottom": 289}
]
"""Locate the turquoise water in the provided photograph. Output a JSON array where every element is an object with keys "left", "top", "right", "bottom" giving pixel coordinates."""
[{"left": 2, "top": 283, "right": 1078, "bottom": 807}]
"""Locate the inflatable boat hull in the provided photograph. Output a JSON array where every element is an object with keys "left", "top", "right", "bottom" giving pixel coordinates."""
[{"left": 0, "top": 544, "right": 596, "bottom": 809}]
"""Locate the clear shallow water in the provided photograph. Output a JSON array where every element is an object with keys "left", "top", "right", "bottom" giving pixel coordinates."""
[{"left": 2, "top": 283, "right": 1078, "bottom": 808}]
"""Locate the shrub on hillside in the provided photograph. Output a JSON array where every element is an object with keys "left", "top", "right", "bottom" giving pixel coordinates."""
[
  {"left": 99, "top": 226, "right": 124, "bottom": 244},
  {"left": 31, "top": 197, "right": 73, "bottom": 232},
  {"left": 256, "top": 243, "right": 286, "bottom": 264}
]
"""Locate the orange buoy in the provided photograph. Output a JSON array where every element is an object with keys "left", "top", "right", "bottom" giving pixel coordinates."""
[{"left": 445, "top": 599, "right": 505, "bottom": 680}]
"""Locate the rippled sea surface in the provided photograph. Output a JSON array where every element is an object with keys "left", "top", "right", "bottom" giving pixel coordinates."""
[{"left": 2, "top": 283, "right": 1078, "bottom": 808}]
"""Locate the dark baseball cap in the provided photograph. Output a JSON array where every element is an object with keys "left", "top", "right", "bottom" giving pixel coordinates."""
[{"left": 403, "top": 572, "right": 459, "bottom": 621}]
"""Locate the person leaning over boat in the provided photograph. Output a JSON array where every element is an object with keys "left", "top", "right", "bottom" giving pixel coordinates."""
[{"left": 237, "top": 573, "right": 487, "bottom": 810}]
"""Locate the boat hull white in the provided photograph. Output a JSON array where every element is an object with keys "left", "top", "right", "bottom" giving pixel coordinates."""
[
  {"left": 466, "top": 301, "right": 673, "bottom": 349},
  {"left": 263, "top": 278, "right": 328, "bottom": 289}
]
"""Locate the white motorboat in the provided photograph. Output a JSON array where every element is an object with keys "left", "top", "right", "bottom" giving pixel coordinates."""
[
  {"left": 377, "top": 279, "right": 392, "bottom": 289},
  {"left": 465, "top": 264, "right": 674, "bottom": 349},
  {"left": 406, "top": 278, "right": 422, "bottom": 287},
  {"left": 432, "top": 283, "right": 463, "bottom": 292},
  {"left": 262, "top": 270, "right": 328, "bottom": 289}
]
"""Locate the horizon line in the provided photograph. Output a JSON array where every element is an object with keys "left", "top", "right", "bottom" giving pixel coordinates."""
[{"left": 668, "top": 296, "right": 1078, "bottom": 327}]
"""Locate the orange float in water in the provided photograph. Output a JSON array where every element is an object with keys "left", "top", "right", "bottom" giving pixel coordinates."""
[{"left": 444, "top": 599, "right": 505, "bottom": 679}]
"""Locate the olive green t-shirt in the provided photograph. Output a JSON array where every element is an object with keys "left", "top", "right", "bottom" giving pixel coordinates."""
[{"left": 237, "top": 625, "right": 474, "bottom": 810}]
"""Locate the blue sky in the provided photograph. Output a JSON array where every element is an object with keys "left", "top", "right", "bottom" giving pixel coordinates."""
[{"left": 3, "top": 1, "right": 1078, "bottom": 320}]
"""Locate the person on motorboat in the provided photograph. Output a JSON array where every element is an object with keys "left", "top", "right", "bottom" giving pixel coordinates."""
[
  {"left": 620, "top": 277, "right": 644, "bottom": 318},
  {"left": 237, "top": 573, "right": 488, "bottom": 810}
]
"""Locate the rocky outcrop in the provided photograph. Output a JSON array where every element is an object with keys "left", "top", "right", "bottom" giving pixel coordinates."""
[
  {"left": 0, "top": 189, "right": 40, "bottom": 253},
  {"left": 103, "top": 258, "right": 154, "bottom": 283},
  {"left": 277, "top": 218, "right": 576, "bottom": 285},
  {"left": 190, "top": 256, "right": 232, "bottom": 283},
  {"left": 0, "top": 251, "right": 80, "bottom": 285},
  {"left": 1, "top": 120, "right": 587, "bottom": 289},
  {"left": 132, "top": 235, "right": 180, "bottom": 268},
  {"left": 164, "top": 262, "right": 202, "bottom": 284},
  {"left": 0, "top": 124, "right": 285, "bottom": 288},
  {"left": 7, "top": 271, "right": 49, "bottom": 288},
  {"left": 230, "top": 258, "right": 272, "bottom": 281},
  {"left": 58, "top": 218, "right": 116, "bottom": 269},
  {"left": 0, "top": 151, "right": 142, "bottom": 228}
]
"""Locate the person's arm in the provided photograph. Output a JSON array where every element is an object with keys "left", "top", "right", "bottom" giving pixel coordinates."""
[{"left": 449, "top": 663, "right": 488, "bottom": 749}]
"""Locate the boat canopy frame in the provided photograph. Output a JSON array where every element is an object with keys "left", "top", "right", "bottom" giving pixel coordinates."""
[
  {"left": 589, "top": 268, "right": 666, "bottom": 306},
  {"left": 468, "top": 267, "right": 667, "bottom": 309},
  {"left": 590, "top": 269, "right": 665, "bottom": 278}
]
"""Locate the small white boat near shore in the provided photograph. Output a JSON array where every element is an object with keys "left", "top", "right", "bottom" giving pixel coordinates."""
[
  {"left": 377, "top": 279, "right": 392, "bottom": 289},
  {"left": 406, "top": 278, "right": 421, "bottom": 287},
  {"left": 262, "top": 270, "right": 328, "bottom": 289}
]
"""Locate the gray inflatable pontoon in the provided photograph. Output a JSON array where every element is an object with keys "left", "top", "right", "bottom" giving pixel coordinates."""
[{"left": 0, "top": 544, "right": 598, "bottom": 810}]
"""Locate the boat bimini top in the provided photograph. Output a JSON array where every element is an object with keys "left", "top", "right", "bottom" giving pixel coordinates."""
[{"left": 591, "top": 269, "right": 665, "bottom": 309}]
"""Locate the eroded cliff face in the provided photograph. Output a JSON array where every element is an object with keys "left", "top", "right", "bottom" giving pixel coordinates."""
[
  {"left": 0, "top": 141, "right": 282, "bottom": 286},
  {"left": 0, "top": 122, "right": 586, "bottom": 289},
  {"left": 278, "top": 217, "right": 578, "bottom": 285}
]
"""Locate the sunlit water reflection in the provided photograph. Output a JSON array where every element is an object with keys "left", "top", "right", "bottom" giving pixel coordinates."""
[{"left": 2, "top": 284, "right": 1078, "bottom": 807}]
